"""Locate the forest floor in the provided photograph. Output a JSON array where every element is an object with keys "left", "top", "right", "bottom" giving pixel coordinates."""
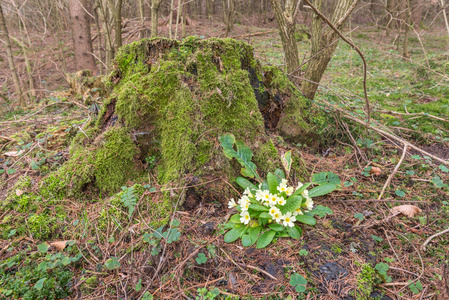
[{"left": 1, "top": 19, "right": 449, "bottom": 299}]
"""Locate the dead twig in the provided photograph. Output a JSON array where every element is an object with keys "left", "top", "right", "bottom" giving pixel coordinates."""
[
  {"left": 378, "top": 144, "right": 408, "bottom": 200},
  {"left": 422, "top": 227, "right": 449, "bottom": 251}
]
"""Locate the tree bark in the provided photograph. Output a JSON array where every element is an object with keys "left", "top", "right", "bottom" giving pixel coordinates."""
[
  {"left": 68, "top": 0, "right": 97, "bottom": 73},
  {"left": 403, "top": 0, "right": 412, "bottom": 58},
  {"left": 151, "top": 0, "right": 162, "bottom": 37},
  {"left": 0, "top": 4, "right": 27, "bottom": 106},
  {"left": 301, "top": 0, "right": 359, "bottom": 100},
  {"left": 269, "top": 0, "right": 301, "bottom": 84}
]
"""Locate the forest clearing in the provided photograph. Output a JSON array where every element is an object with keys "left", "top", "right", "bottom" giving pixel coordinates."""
[{"left": 1, "top": 0, "right": 449, "bottom": 299}]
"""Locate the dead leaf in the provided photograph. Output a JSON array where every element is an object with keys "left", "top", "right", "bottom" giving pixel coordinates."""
[
  {"left": 3, "top": 150, "right": 24, "bottom": 157},
  {"left": 391, "top": 205, "right": 422, "bottom": 217},
  {"left": 50, "top": 240, "right": 75, "bottom": 251},
  {"left": 15, "top": 189, "right": 24, "bottom": 196},
  {"left": 370, "top": 167, "right": 381, "bottom": 176}
]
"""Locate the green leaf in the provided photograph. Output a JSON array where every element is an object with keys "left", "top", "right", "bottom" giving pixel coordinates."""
[
  {"left": 290, "top": 273, "right": 307, "bottom": 292},
  {"left": 268, "top": 223, "right": 285, "bottom": 232},
  {"left": 286, "top": 226, "right": 301, "bottom": 239},
  {"left": 34, "top": 278, "right": 46, "bottom": 290},
  {"left": 267, "top": 172, "right": 278, "bottom": 194},
  {"left": 196, "top": 253, "right": 207, "bottom": 264},
  {"left": 247, "top": 227, "right": 261, "bottom": 245},
  {"left": 37, "top": 243, "right": 49, "bottom": 253},
  {"left": 259, "top": 212, "right": 272, "bottom": 219},
  {"left": 280, "top": 195, "right": 303, "bottom": 214},
  {"left": 249, "top": 203, "right": 269, "bottom": 212},
  {"left": 295, "top": 214, "right": 316, "bottom": 226},
  {"left": 375, "top": 262, "right": 389, "bottom": 275},
  {"left": 37, "top": 261, "right": 48, "bottom": 271},
  {"left": 310, "top": 205, "right": 333, "bottom": 217},
  {"left": 292, "top": 183, "right": 311, "bottom": 196},
  {"left": 61, "top": 256, "right": 72, "bottom": 266},
  {"left": 235, "top": 177, "right": 257, "bottom": 191},
  {"left": 31, "top": 161, "right": 40, "bottom": 170},
  {"left": 135, "top": 279, "right": 142, "bottom": 292},
  {"left": 395, "top": 190, "right": 406, "bottom": 197},
  {"left": 439, "top": 165, "right": 449, "bottom": 173},
  {"left": 308, "top": 184, "right": 336, "bottom": 197},
  {"left": 241, "top": 234, "right": 253, "bottom": 247},
  {"left": 105, "top": 258, "right": 121, "bottom": 270},
  {"left": 142, "top": 291, "right": 153, "bottom": 300},
  {"left": 6, "top": 168, "right": 16, "bottom": 175},
  {"left": 298, "top": 249, "right": 308, "bottom": 256},
  {"left": 219, "top": 134, "right": 258, "bottom": 179},
  {"left": 224, "top": 226, "right": 247, "bottom": 243},
  {"left": 274, "top": 169, "right": 285, "bottom": 181},
  {"left": 312, "top": 172, "right": 341, "bottom": 186},
  {"left": 372, "top": 235, "right": 383, "bottom": 243},
  {"left": 281, "top": 151, "right": 292, "bottom": 179},
  {"left": 256, "top": 230, "right": 276, "bottom": 249},
  {"left": 230, "top": 214, "right": 242, "bottom": 223},
  {"left": 354, "top": 213, "right": 364, "bottom": 221}
]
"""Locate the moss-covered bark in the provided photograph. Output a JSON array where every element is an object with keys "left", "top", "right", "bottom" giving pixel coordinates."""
[{"left": 42, "top": 36, "right": 327, "bottom": 201}]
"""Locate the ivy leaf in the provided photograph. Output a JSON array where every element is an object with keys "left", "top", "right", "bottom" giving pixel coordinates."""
[
  {"left": 219, "top": 134, "right": 257, "bottom": 179},
  {"left": 395, "top": 190, "right": 406, "bottom": 197},
  {"left": 310, "top": 205, "right": 333, "bottom": 217},
  {"left": 34, "top": 278, "right": 47, "bottom": 290},
  {"left": 105, "top": 258, "right": 121, "bottom": 270},
  {"left": 37, "top": 243, "right": 49, "bottom": 253},
  {"left": 308, "top": 183, "right": 336, "bottom": 197},
  {"left": 312, "top": 172, "right": 341, "bottom": 187},
  {"left": 256, "top": 229, "right": 276, "bottom": 249}
]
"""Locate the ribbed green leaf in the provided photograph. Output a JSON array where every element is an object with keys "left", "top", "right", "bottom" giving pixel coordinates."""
[
  {"left": 308, "top": 183, "right": 336, "bottom": 197},
  {"left": 280, "top": 195, "right": 303, "bottom": 214},
  {"left": 267, "top": 172, "right": 278, "bottom": 194},
  {"left": 286, "top": 226, "right": 301, "bottom": 239},
  {"left": 292, "top": 183, "right": 311, "bottom": 196},
  {"left": 235, "top": 177, "right": 257, "bottom": 192},
  {"left": 268, "top": 223, "right": 284, "bottom": 232},
  {"left": 259, "top": 212, "right": 272, "bottom": 219},
  {"left": 256, "top": 230, "right": 276, "bottom": 249},
  {"left": 250, "top": 203, "right": 269, "bottom": 212},
  {"left": 274, "top": 169, "right": 285, "bottom": 181},
  {"left": 224, "top": 226, "right": 247, "bottom": 243},
  {"left": 295, "top": 214, "right": 316, "bottom": 226}
]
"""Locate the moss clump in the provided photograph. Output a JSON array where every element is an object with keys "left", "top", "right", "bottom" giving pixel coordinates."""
[
  {"left": 95, "top": 127, "right": 138, "bottom": 192},
  {"left": 27, "top": 213, "right": 55, "bottom": 240},
  {"left": 3, "top": 176, "right": 32, "bottom": 207}
]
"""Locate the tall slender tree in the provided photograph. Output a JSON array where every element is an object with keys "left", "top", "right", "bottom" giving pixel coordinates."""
[
  {"left": 68, "top": 0, "right": 97, "bottom": 72},
  {"left": 0, "top": 3, "right": 27, "bottom": 106}
]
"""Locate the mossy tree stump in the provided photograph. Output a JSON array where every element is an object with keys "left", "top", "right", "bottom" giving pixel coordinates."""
[{"left": 43, "top": 37, "right": 327, "bottom": 204}]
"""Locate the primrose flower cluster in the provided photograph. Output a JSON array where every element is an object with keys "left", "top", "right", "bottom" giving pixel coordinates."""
[{"left": 228, "top": 179, "right": 314, "bottom": 227}]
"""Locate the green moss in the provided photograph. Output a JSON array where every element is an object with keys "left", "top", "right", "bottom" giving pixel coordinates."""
[
  {"left": 27, "top": 213, "right": 55, "bottom": 240},
  {"left": 95, "top": 127, "right": 139, "bottom": 193},
  {"left": 253, "top": 139, "right": 279, "bottom": 175},
  {"left": 3, "top": 176, "right": 32, "bottom": 207}
]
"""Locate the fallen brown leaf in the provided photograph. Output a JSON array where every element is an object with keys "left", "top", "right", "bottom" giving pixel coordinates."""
[
  {"left": 391, "top": 205, "right": 422, "bottom": 217},
  {"left": 3, "top": 150, "right": 24, "bottom": 157},
  {"left": 15, "top": 189, "right": 24, "bottom": 196},
  {"left": 370, "top": 167, "right": 381, "bottom": 176},
  {"left": 50, "top": 240, "right": 76, "bottom": 251}
]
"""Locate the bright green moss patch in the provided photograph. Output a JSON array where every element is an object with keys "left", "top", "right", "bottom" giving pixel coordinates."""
[{"left": 95, "top": 127, "right": 138, "bottom": 193}]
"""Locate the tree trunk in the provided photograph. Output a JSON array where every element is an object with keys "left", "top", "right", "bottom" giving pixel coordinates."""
[
  {"left": 403, "top": 0, "right": 412, "bottom": 58},
  {"left": 114, "top": 0, "right": 123, "bottom": 51},
  {"left": 68, "top": 0, "right": 97, "bottom": 73},
  {"left": 223, "top": 0, "right": 235, "bottom": 37},
  {"left": 301, "top": 0, "right": 359, "bottom": 100},
  {"left": 0, "top": 4, "right": 27, "bottom": 106},
  {"left": 269, "top": 0, "right": 301, "bottom": 84},
  {"left": 151, "top": 0, "right": 162, "bottom": 37}
]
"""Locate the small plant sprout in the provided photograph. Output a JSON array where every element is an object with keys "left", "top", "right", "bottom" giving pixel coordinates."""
[
  {"left": 196, "top": 253, "right": 207, "bottom": 265},
  {"left": 221, "top": 133, "right": 336, "bottom": 248},
  {"left": 289, "top": 273, "right": 307, "bottom": 293}
]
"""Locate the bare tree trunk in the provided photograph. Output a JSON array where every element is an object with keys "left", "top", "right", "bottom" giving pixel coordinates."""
[
  {"left": 114, "top": 0, "right": 123, "bottom": 51},
  {"left": 0, "top": 4, "right": 27, "bottom": 106},
  {"left": 68, "top": 0, "right": 97, "bottom": 72},
  {"left": 151, "top": 0, "right": 162, "bottom": 37},
  {"left": 206, "top": 0, "right": 213, "bottom": 21},
  {"left": 385, "top": 0, "right": 396, "bottom": 36},
  {"left": 301, "top": 0, "right": 359, "bottom": 99},
  {"left": 403, "top": 0, "right": 412, "bottom": 58},
  {"left": 269, "top": 0, "right": 301, "bottom": 84},
  {"left": 223, "top": 0, "right": 235, "bottom": 37}
]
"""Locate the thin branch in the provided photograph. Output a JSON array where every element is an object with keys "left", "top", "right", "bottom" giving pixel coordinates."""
[
  {"left": 378, "top": 144, "right": 408, "bottom": 200},
  {"left": 302, "top": 0, "right": 371, "bottom": 124}
]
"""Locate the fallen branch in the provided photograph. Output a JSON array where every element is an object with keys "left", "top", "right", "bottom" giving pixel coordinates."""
[
  {"left": 422, "top": 227, "right": 449, "bottom": 251},
  {"left": 378, "top": 144, "right": 408, "bottom": 200}
]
